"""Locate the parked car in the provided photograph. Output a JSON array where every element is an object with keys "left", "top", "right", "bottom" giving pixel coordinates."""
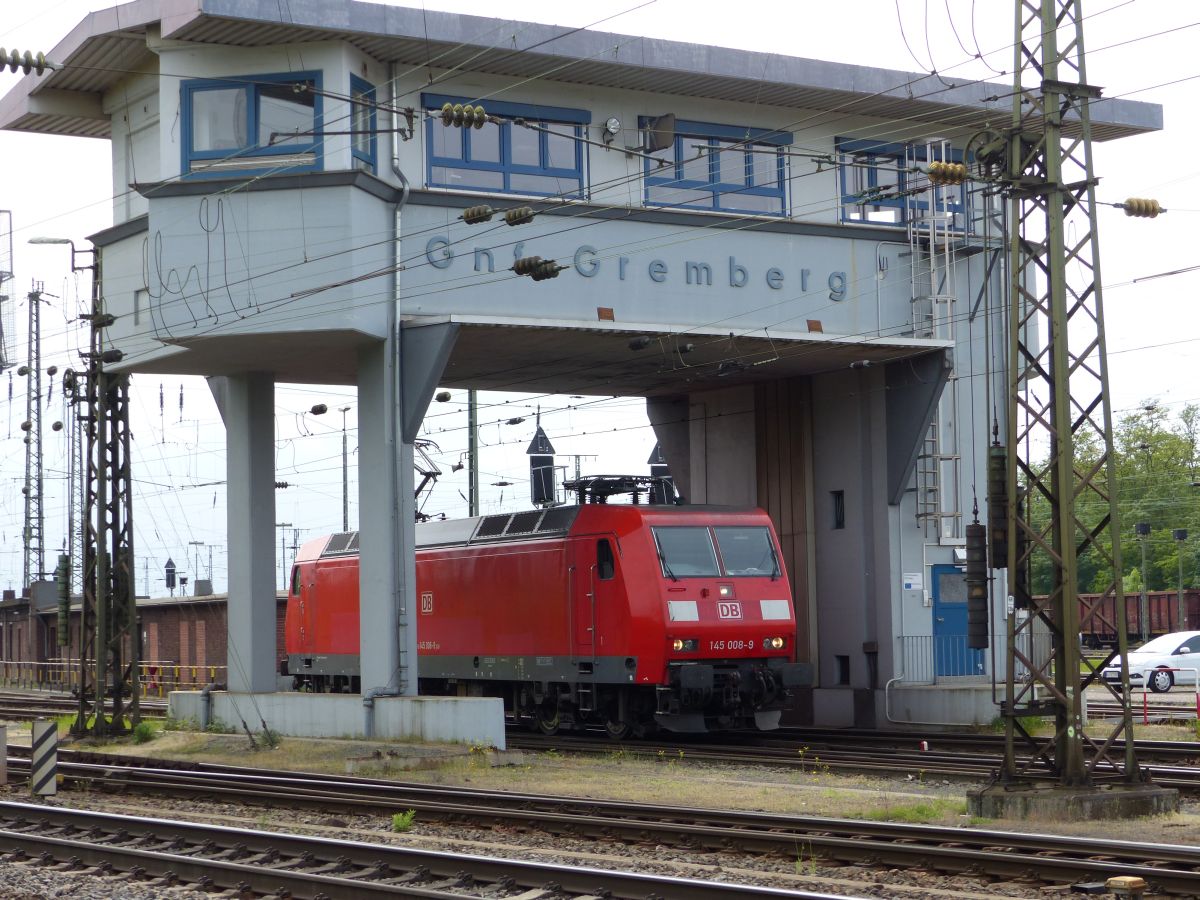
[{"left": 1101, "top": 630, "right": 1200, "bottom": 693}]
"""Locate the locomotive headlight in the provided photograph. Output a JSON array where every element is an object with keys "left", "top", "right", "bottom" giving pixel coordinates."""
[
  {"left": 672, "top": 638, "right": 699, "bottom": 652},
  {"left": 764, "top": 636, "right": 786, "bottom": 650}
]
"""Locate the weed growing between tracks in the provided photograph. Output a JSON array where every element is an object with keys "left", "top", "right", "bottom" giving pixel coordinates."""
[
  {"left": 794, "top": 839, "right": 820, "bottom": 876},
  {"left": 862, "top": 797, "right": 968, "bottom": 824},
  {"left": 795, "top": 746, "right": 831, "bottom": 777}
]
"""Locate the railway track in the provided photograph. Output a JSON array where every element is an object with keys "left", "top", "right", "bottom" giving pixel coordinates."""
[
  {"left": 5, "top": 750, "right": 1200, "bottom": 895},
  {"left": 507, "top": 729, "right": 1200, "bottom": 794},
  {"left": 772, "top": 727, "right": 1200, "bottom": 766},
  {"left": 772, "top": 726, "right": 1200, "bottom": 761},
  {"left": 1, "top": 800, "right": 829, "bottom": 899},
  {"left": 0, "top": 690, "right": 168, "bottom": 722}
]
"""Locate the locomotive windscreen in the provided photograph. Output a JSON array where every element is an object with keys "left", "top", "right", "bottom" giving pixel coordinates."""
[
  {"left": 652, "top": 526, "right": 721, "bottom": 577},
  {"left": 714, "top": 527, "right": 780, "bottom": 577}
]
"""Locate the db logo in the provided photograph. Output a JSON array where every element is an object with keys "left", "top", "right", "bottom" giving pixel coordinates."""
[
  {"left": 717, "top": 601, "right": 742, "bottom": 619},
  {"left": 420, "top": 591, "right": 434, "bottom": 614}
]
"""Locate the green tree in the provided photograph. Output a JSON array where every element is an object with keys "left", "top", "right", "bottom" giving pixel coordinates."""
[{"left": 1025, "top": 402, "right": 1200, "bottom": 597}]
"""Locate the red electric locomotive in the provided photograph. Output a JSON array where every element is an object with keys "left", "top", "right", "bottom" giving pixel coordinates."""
[{"left": 284, "top": 486, "right": 811, "bottom": 735}]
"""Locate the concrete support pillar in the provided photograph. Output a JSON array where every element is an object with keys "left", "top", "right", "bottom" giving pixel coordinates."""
[
  {"left": 356, "top": 322, "right": 457, "bottom": 698},
  {"left": 216, "top": 373, "right": 276, "bottom": 693},
  {"left": 686, "top": 386, "right": 756, "bottom": 506},
  {"left": 357, "top": 336, "right": 409, "bottom": 696},
  {"left": 646, "top": 395, "right": 690, "bottom": 500}
]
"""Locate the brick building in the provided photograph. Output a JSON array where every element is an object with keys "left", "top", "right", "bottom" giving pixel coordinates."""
[{"left": 0, "top": 589, "right": 286, "bottom": 690}]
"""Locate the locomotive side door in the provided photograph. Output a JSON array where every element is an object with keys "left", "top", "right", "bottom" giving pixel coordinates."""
[
  {"left": 291, "top": 564, "right": 313, "bottom": 655},
  {"left": 569, "top": 537, "right": 617, "bottom": 660}
]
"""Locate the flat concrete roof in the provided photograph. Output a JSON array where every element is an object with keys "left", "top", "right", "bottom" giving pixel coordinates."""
[{"left": 0, "top": 0, "right": 1162, "bottom": 141}]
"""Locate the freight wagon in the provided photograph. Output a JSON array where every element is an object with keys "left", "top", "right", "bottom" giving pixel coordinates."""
[{"left": 1079, "top": 589, "right": 1200, "bottom": 649}]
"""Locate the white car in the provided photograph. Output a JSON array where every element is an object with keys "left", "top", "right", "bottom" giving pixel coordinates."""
[{"left": 1101, "top": 631, "right": 1200, "bottom": 693}]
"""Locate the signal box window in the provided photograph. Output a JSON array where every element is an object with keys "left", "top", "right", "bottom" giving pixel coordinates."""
[
  {"left": 713, "top": 526, "right": 779, "bottom": 577},
  {"left": 597, "top": 539, "right": 615, "bottom": 580},
  {"left": 837, "top": 137, "right": 969, "bottom": 231},
  {"left": 652, "top": 527, "right": 720, "bottom": 577},
  {"left": 350, "top": 75, "right": 377, "bottom": 173},
  {"left": 642, "top": 118, "right": 790, "bottom": 215},
  {"left": 182, "top": 71, "right": 323, "bottom": 177},
  {"left": 423, "top": 92, "right": 588, "bottom": 198}
]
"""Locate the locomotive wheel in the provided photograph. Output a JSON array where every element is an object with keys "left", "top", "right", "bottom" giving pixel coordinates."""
[
  {"left": 604, "top": 719, "right": 633, "bottom": 740},
  {"left": 535, "top": 706, "right": 561, "bottom": 735}
]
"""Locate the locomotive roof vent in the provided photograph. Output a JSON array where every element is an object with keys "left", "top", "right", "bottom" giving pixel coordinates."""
[
  {"left": 322, "top": 532, "right": 357, "bottom": 556},
  {"left": 537, "top": 505, "right": 578, "bottom": 533},
  {"left": 476, "top": 515, "right": 510, "bottom": 539},
  {"left": 469, "top": 506, "right": 580, "bottom": 543},
  {"left": 506, "top": 510, "right": 543, "bottom": 535}
]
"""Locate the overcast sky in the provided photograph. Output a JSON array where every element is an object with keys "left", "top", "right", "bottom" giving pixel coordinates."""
[{"left": 0, "top": 0, "right": 1195, "bottom": 595}]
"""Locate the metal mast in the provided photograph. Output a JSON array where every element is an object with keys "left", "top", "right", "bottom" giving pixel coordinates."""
[
  {"left": 997, "top": 0, "right": 1140, "bottom": 785},
  {"left": 21, "top": 284, "right": 45, "bottom": 591},
  {"left": 0, "top": 211, "right": 13, "bottom": 371},
  {"left": 64, "top": 370, "right": 85, "bottom": 598},
  {"left": 75, "top": 249, "right": 139, "bottom": 735}
]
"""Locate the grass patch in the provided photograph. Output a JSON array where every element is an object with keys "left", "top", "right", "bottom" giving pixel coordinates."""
[
  {"left": 794, "top": 840, "right": 820, "bottom": 876},
  {"left": 861, "top": 798, "right": 967, "bottom": 824},
  {"left": 133, "top": 721, "right": 156, "bottom": 744},
  {"left": 391, "top": 809, "right": 417, "bottom": 832}
]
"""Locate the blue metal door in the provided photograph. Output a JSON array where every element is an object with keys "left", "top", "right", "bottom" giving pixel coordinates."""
[{"left": 932, "top": 564, "right": 984, "bottom": 676}]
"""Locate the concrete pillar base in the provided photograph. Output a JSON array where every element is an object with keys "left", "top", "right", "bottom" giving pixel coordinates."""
[
  {"left": 168, "top": 692, "right": 505, "bottom": 749},
  {"left": 968, "top": 782, "right": 1179, "bottom": 821}
]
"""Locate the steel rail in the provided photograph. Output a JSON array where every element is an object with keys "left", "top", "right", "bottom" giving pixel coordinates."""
[
  {"left": 0, "top": 801, "right": 847, "bottom": 900},
  {"left": 6, "top": 756, "right": 1200, "bottom": 894},
  {"left": 510, "top": 731, "right": 1200, "bottom": 779}
]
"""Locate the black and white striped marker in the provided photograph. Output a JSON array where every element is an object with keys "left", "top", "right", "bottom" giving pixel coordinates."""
[{"left": 30, "top": 720, "right": 57, "bottom": 796}]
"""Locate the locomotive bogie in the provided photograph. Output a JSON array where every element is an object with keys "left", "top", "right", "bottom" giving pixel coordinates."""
[{"left": 284, "top": 504, "right": 812, "bottom": 733}]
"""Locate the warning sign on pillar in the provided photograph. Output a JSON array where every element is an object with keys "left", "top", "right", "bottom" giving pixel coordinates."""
[{"left": 30, "top": 719, "right": 57, "bottom": 796}]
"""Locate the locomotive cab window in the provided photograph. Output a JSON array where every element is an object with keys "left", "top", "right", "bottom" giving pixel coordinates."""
[
  {"left": 652, "top": 527, "right": 720, "bottom": 577},
  {"left": 714, "top": 527, "right": 779, "bottom": 577},
  {"left": 597, "top": 539, "right": 615, "bottom": 580},
  {"left": 290, "top": 566, "right": 301, "bottom": 595}
]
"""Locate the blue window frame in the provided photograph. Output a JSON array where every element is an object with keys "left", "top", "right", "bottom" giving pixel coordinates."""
[
  {"left": 837, "top": 138, "right": 969, "bottom": 230},
  {"left": 423, "top": 93, "right": 588, "bottom": 198},
  {"left": 642, "top": 119, "right": 790, "bottom": 215},
  {"left": 181, "top": 71, "right": 323, "bottom": 177},
  {"left": 350, "top": 75, "right": 377, "bottom": 174}
]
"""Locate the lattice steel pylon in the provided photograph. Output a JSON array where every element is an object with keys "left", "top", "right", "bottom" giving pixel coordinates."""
[
  {"left": 74, "top": 250, "right": 139, "bottom": 736},
  {"left": 0, "top": 211, "right": 13, "bottom": 371},
  {"left": 22, "top": 285, "right": 46, "bottom": 593},
  {"left": 995, "top": 0, "right": 1141, "bottom": 786}
]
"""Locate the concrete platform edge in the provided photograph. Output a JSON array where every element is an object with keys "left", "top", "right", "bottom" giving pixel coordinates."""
[{"left": 167, "top": 692, "right": 506, "bottom": 749}]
